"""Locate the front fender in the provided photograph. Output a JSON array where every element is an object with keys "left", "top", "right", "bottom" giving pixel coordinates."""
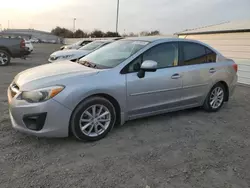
[{"left": 53, "top": 72, "right": 127, "bottom": 114}]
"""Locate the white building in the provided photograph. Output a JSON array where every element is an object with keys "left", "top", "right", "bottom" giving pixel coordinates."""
[{"left": 177, "top": 20, "right": 250, "bottom": 85}]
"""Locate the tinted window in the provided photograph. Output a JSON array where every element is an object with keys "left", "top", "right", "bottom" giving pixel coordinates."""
[
  {"left": 206, "top": 48, "right": 217, "bottom": 62},
  {"left": 182, "top": 43, "right": 207, "bottom": 65},
  {"left": 127, "top": 43, "right": 178, "bottom": 73},
  {"left": 143, "top": 43, "right": 178, "bottom": 69},
  {"left": 128, "top": 56, "right": 142, "bottom": 72}
]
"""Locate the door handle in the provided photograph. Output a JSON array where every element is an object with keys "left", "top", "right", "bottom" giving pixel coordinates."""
[
  {"left": 209, "top": 68, "right": 216, "bottom": 73},
  {"left": 171, "top": 73, "right": 181, "bottom": 79}
]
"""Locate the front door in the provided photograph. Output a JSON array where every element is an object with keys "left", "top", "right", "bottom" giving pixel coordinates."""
[{"left": 125, "top": 42, "right": 183, "bottom": 119}]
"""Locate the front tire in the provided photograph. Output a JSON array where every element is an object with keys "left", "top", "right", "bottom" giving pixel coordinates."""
[
  {"left": 70, "top": 97, "right": 116, "bottom": 141},
  {"left": 0, "top": 50, "right": 11, "bottom": 66},
  {"left": 203, "top": 83, "right": 226, "bottom": 112}
]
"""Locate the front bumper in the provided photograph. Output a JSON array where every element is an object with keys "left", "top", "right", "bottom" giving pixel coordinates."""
[{"left": 8, "top": 88, "right": 72, "bottom": 138}]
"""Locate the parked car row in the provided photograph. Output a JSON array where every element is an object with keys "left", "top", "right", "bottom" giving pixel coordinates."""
[
  {"left": 49, "top": 40, "right": 113, "bottom": 63},
  {"left": 8, "top": 37, "right": 238, "bottom": 141}
]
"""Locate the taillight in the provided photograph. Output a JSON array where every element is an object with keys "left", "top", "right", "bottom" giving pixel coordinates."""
[
  {"left": 233, "top": 63, "right": 238, "bottom": 72},
  {"left": 20, "top": 39, "right": 25, "bottom": 48}
]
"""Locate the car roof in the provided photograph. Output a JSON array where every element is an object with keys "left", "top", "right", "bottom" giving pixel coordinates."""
[
  {"left": 121, "top": 36, "right": 204, "bottom": 43},
  {"left": 122, "top": 36, "right": 176, "bottom": 42},
  {"left": 120, "top": 37, "right": 220, "bottom": 54}
]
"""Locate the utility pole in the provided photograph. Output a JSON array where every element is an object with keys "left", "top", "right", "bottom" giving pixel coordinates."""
[
  {"left": 8, "top": 20, "right": 10, "bottom": 29},
  {"left": 116, "top": 0, "right": 120, "bottom": 33},
  {"left": 73, "top": 18, "right": 76, "bottom": 32}
]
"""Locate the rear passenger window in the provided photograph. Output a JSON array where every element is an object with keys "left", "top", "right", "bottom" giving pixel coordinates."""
[
  {"left": 182, "top": 43, "right": 207, "bottom": 65},
  {"left": 206, "top": 48, "right": 217, "bottom": 62}
]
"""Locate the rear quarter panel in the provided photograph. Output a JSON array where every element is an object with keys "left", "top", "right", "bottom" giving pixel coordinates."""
[{"left": 208, "top": 60, "right": 237, "bottom": 97}]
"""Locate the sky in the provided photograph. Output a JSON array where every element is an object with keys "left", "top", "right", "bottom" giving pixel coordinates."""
[{"left": 0, "top": 0, "right": 250, "bottom": 34}]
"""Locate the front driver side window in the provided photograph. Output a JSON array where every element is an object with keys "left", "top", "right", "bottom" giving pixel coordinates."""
[
  {"left": 143, "top": 43, "right": 178, "bottom": 69},
  {"left": 127, "top": 42, "right": 178, "bottom": 73}
]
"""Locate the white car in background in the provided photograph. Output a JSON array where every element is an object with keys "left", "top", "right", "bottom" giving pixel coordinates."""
[
  {"left": 30, "top": 38, "right": 39, "bottom": 43},
  {"left": 25, "top": 40, "right": 34, "bottom": 53},
  {"left": 49, "top": 40, "right": 112, "bottom": 63},
  {"left": 60, "top": 39, "right": 93, "bottom": 50}
]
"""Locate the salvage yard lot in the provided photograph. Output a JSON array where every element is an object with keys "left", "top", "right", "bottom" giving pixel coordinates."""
[{"left": 0, "top": 43, "right": 250, "bottom": 188}]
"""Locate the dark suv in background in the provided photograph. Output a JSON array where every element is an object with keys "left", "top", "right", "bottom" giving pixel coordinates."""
[{"left": 0, "top": 37, "right": 27, "bottom": 66}]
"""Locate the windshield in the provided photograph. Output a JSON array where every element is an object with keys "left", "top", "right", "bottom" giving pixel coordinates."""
[
  {"left": 79, "top": 41, "right": 106, "bottom": 51},
  {"left": 79, "top": 40, "right": 149, "bottom": 68}
]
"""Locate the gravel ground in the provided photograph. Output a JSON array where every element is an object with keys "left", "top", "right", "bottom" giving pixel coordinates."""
[{"left": 0, "top": 44, "right": 250, "bottom": 188}]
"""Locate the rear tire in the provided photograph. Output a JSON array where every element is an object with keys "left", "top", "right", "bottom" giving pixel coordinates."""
[
  {"left": 203, "top": 83, "right": 226, "bottom": 112},
  {"left": 70, "top": 97, "right": 116, "bottom": 141},
  {"left": 0, "top": 50, "right": 11, "bottom": 66}
]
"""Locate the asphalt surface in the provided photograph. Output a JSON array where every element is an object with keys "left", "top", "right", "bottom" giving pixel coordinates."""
[{"left": 0, "top": 44, "right": 250, "bottom": 188}]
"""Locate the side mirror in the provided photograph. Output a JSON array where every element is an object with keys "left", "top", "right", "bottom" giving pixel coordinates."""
[{"left": 137, "top": 60, "right": 157, "bottom": 78}]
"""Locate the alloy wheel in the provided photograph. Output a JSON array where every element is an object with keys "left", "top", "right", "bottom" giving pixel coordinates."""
[
  {"left": 209, "top": 87, "right": 224, "bottom": 109},
  {"left": 79, "top": 104, "right": 111, "bottom": 137},
  {"left": 0, "top": 52, "right": 8, "bottom": 65}
]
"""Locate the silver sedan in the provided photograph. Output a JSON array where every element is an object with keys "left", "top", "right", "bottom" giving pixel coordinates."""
[{"left": 8, "top": 37, "right": 238, "bottom": 141}]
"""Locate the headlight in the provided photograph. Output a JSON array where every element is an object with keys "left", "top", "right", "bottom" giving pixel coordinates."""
[
  {"left": 19, "top": 86, "right": 64, "bottom": 103},
  {"left": 50, "top": 56, "right": 58, "bottom": 61}
]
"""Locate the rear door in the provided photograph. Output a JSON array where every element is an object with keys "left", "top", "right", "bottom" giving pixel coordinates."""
[{"left": 179, "top": 42, "right": 217, "bottom": 106}]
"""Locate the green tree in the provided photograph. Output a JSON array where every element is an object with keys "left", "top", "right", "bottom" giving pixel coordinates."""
[
  {"left": 105, "top": 31, "right": 121, "bottom": 37},
  {"left": 149, "top": 30, "right": 160, "bottom": 36},
  {"left": 90, "top": 30, "right": 105, "bottom": 38},
  {"left": 139, "top": 30, "right": 160, "bottom": 36},
  {"left": 74, "top": 29, "right": 88, "bottom": 38},
  {"left": 51, "top": 27, "right": 73, "bottom": 38}
]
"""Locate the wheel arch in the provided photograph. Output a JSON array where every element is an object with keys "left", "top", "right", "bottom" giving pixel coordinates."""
[
  {"left": 68, "top": 93, "right": 122, "bottom": 136},
  {"left": 0, "top": 47, "right": 12, "bottom": 56},
  {"left": 214, "top": 81, "right": 229, "bottom": 102},
  {"left": 88, "top": 93, "right": 121, "bottom": 125}
]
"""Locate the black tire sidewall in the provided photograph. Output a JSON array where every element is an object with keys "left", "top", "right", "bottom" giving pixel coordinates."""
[
  {"left": 70, "top": 97, "right": 116, "bottom": 141},
  {"left": 204, "top": 83, "right": 225, "bottom": 112},
  {"left": 0, "top": 50, "right": 10, "bottom": 66}
]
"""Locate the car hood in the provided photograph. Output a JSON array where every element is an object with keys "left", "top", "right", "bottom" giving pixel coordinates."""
[
  {"left": 14, "top": 61, "right": 99, "bottom": 89},
  {"left": 51, "top": 49, "right": 91, "bottom": 59}
]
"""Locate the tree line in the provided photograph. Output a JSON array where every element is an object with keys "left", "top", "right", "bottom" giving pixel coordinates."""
[{"left": 51, "top": 27, "right": 160, "bottom": 38}]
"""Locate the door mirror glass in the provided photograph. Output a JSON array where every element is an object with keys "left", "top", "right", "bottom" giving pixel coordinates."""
[{"left": 140, "top": 60, "right": 157, "bottom": 72}]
